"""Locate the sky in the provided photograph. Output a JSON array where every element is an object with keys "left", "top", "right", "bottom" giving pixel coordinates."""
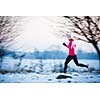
[{"left": 11, "top": 16, "right": 96, "bottom": 52}]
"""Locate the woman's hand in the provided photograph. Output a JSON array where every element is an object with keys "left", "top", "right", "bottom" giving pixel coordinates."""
[{"left": 63, "top": 43, "right": 66, "bottom": 46}]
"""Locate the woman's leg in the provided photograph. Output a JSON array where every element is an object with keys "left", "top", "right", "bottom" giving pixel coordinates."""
[
  {"left": 64, "top": 56, "right": 72, "bottom": 73},
  {"left": 73, "top": 55, "right": 88, "bottom": 68}
]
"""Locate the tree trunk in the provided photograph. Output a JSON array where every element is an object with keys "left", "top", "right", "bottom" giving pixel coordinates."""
[{"left": 92, "top": 43, "right": 100, "bottom": 70}]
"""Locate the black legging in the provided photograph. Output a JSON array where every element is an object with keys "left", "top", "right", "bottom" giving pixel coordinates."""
[{"left": 64, "top": 55, "right": 88, "bottom": 73}]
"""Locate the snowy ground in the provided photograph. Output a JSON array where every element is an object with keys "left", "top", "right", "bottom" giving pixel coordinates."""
[
  {"left": 0, "top": 72, "right": 100, "bottom": 83},
  {"left": 0, "top": 57, "right": 100, "bottom": 83}
]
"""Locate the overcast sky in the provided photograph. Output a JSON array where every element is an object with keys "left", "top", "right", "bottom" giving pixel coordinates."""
[{"left": 11, "top": 16, "right": 96, "bottom": 52}]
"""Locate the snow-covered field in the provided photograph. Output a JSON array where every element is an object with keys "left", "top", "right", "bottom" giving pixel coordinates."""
[
  {"left": 0, "top": 57, "right": 100, "bottom": 83},
  {"left": 1, "top": 72, "right": 100, "bottom": 83}
]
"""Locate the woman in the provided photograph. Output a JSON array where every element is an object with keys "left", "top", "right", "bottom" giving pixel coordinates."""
[{"left": 63, "top": 35, "right": 89, "bottom": 73}]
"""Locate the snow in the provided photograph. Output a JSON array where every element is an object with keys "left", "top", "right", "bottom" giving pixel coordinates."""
[
  {"left": 0, "top": 57, "right": 100, "bottom": 83},
  {"left": 0, "top": 72, "right": 100, "bottom": 83}
]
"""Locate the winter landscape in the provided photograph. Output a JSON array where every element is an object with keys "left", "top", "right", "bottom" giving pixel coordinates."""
[
  {"left": 0, "top": 56, "right": 100, "bottom": 83},
  {"left": 0, "top": 16, "right": 100, "bottom": 83}
]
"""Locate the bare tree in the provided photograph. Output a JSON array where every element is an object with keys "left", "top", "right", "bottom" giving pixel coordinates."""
[
  {"left": 49, "top": 16, "right": 100, "bottom": 68},
  {"left": 0, "top": 16, "right": 20, "bottom": 67},
  {"left": 63, "top": 16, "right": 100, "bottom": 68}
]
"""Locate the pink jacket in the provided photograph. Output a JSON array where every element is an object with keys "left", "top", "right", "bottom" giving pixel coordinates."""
[{"left": 65, "top": 39, "right": 76, "bottom": 56}]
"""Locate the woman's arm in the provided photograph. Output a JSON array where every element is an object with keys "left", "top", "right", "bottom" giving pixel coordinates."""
[{"left": 63, "top": 43, "right": 69, "bottom": 48}]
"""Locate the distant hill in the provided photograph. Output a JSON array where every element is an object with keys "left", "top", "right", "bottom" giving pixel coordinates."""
[{"left": 5, "top": 50, "right": 98, "bottom": 59}]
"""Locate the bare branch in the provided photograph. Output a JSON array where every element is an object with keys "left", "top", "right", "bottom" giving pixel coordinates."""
[{"left": 0, "top": 16, "right": 20, "bottom": 51}]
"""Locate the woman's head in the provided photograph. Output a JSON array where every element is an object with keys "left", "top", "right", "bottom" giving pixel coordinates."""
[
  {"left": 67, "top": 34, "right": 74, "bottom": 41},
  {"left": 67, "top": 34, "right": 71, "bottom": 39},
  {"left": 67, "top": 33, "right": 74, "bottom": 38}
]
